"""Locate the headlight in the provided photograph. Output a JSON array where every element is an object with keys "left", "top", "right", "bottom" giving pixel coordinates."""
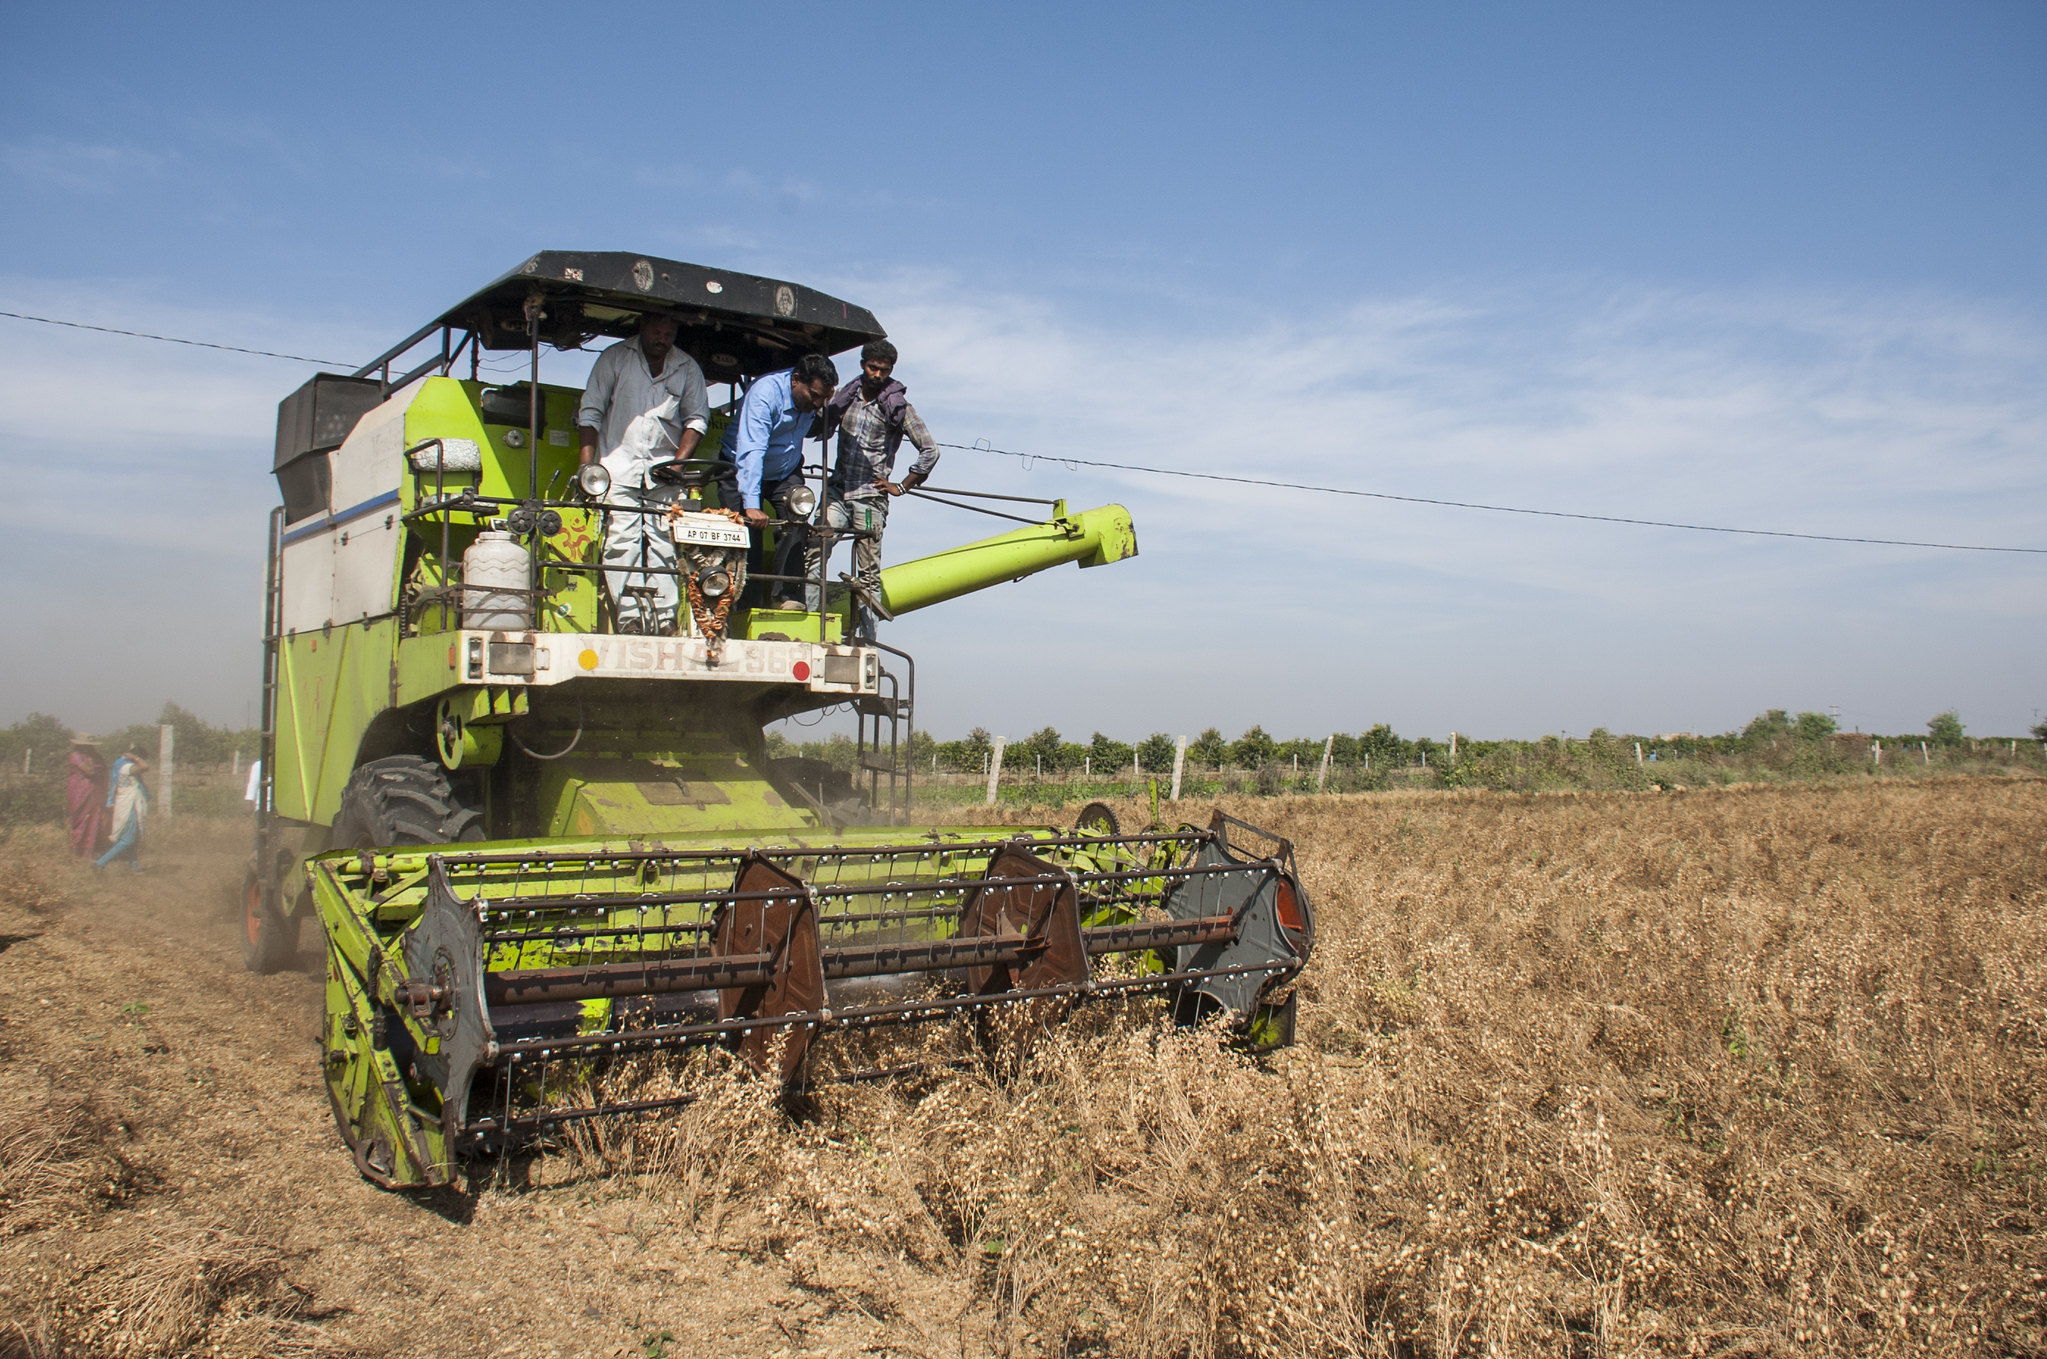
[
  {"left": 699, "top": 569, "right": 731, "bottom": 598},
  {"left": 784, "top": 484, "right": 817, "bottom": 518},
  {"left": 575, "top": 462, "right": 611, "bottom": 498}
]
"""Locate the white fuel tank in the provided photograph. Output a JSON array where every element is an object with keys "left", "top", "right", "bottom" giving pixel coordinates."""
[{"left": 462, "top": 531, "right": 532, "bottom": 631}]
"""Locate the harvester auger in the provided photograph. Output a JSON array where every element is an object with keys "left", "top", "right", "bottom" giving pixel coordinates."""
[{"left": 246, "top": 252, "right": 1315, "bottom": 1189}]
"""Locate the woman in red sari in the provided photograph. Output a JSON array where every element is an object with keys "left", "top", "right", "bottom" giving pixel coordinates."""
[{"left": 66, "top": 736, "right": 108, "bottom": 858}]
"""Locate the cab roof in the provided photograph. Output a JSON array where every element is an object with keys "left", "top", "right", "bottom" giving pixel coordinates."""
[{"left": 356, "top": 251, "right": 888, "bottom": 387}]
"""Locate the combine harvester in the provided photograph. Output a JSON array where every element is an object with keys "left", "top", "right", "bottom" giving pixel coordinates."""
[{"left": 244, "top": 252, "right": 1315, "bottom": 1189}]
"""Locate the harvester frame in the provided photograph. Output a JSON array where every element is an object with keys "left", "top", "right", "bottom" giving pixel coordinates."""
[{"left": 245, "top": 252, "right": 1314, "bottom": 1189}]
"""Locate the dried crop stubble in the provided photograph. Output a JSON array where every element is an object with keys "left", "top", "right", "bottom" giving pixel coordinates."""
[
  {"left": 573, "top": 780, "right": 2043, "bottom": 1357},
  {"left": 9, "top": 782, "right": 2035, "bottom": 1357}
]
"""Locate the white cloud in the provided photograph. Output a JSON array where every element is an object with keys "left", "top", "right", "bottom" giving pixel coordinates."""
[
  {"left": 0, "top": 270, "right": 2040, "bottom": 737},
  {"left": 849, "top": 272, "right": 2046, "bottom": 735},
  {"left": 0, "top": 139, "right": 176, "bottom": 194}
]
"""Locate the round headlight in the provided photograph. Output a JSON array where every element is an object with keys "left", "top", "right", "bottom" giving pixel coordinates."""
[
  {"left": 575, "top": 462, "right": 611, "bottom": 498},
  {"left": 699, "top": 569, "right": 731, "bottom": 598},
  {"left": 783, "top": 484, "right": 818, "bottom": 518}
]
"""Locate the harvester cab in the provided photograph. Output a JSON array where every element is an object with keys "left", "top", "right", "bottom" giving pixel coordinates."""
[{"left": 246, "top": 252, "right": 1315, "bottom": 1189}]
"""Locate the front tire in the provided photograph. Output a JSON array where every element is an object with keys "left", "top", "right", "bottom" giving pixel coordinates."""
[{"left": 330, "top": 756, "right": 484, "bottom": 848}]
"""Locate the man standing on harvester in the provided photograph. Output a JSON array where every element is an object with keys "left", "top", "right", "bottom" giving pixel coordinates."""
[
  {"left": 577, "top": 312, "right": 710, "bottom": 634},
  {"left": 720, "top": 352, "right": 839, "bottom": 610},
  {"left": 805, "top": 340, "right": 940, "bottom": 636}
]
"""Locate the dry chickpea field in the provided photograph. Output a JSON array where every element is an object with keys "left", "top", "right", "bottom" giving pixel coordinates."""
[{"left": 0, "top": 777, "right": 2040, "bottom": 1358}]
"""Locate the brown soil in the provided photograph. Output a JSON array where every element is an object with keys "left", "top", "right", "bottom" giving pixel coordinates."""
[
  {"left": 1, "top": 779, "right": 2042, "bottom": 1357},
  {"left": 0, "top": 819, "right": 980, "bottom": 1359}
]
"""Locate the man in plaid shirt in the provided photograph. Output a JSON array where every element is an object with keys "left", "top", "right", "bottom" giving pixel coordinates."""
[{"left": 804, "top": 339, "right": 941, "bottom": 633}]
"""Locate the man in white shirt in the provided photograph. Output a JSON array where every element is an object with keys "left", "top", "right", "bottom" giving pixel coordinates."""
[{"left": 577, "top": 313, "right": 710, "bottom": 633}]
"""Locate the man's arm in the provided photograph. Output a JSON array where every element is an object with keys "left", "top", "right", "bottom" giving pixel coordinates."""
[
  {"left": 882, "top": 404, "right": 941, "bottom": 494},
  {"left": 730, "top": 381, "right": 778, "bottom": 525},
  {"left": 576, "top": 345, "right": 620, "bottom": 464},
  {"left": 676, "top": 356, "right": 711, "bottom": 440}
]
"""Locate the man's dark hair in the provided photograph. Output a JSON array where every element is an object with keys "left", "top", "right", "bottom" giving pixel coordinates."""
[
  {"left": 792, "top": 353, "right": 838, "bottom": 388},
  {"left": 861, "top": 339, "right": 898, "bottom": 367}
]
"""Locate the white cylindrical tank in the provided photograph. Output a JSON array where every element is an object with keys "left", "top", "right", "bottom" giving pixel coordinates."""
[{"left": 462, "top": 531, "right": 531, "bottom": 631}]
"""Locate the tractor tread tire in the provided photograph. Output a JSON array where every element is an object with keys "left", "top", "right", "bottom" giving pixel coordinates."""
[
  {"left": 240, "top": 858, "right": 299, "bottom": 975},
  {"left": 332, "top": 756, "right": 484, "bottom": 849}
]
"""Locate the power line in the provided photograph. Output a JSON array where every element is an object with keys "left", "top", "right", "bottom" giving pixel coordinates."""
[
  {"left": 0, "top": 309, "right": 349, "bottom": 366},
  {"left": 938, "top": 442, "right": 2047, "bottom": 556},
  {"left": 3, "top": 305, "right": 2035, "bottom": 555}
]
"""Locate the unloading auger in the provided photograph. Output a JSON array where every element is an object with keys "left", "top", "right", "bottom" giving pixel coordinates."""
[{"left": 246, "top": 252, "right": 1315, "bottom": 1189}]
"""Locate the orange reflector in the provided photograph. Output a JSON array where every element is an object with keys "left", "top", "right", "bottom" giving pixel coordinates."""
[
  {"left": 1275, "top": 878, "right": 1306, "bottom": 934},
  {"left": 578, "top": 649, "right": 600, "bottom": 671}
]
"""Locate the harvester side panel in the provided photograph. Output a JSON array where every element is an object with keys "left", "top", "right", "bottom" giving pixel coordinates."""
[{"left": 271, "top": 620, "right": 404, "bottom": 826}]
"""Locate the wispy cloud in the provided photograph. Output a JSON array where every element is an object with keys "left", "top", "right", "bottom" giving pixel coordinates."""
[
  {"left": 849, "top": 272, "right": 2046, "bottom": 735},
  {"left": 0, "top": 138, "right": 176, "bottom": 194},
  {"left": 0, "top": 270, "right": 2039, "bottom": 736}
]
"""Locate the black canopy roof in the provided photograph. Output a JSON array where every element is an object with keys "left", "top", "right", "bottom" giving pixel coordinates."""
[{"left": 356, "top": 251, "right": 888, "bottom": 387}]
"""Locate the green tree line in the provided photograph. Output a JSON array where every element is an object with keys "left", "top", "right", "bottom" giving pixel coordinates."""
[
  {"left": 777, "top": 707, "right": 2046, "bottom": 778},
  {"left": 0, "top": 704, "right": 260, "bottom": 771}
]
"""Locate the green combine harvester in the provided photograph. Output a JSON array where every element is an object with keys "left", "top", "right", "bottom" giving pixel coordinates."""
[{"left": 245, "top": 252, "right": 1315, "bottom": 1189}]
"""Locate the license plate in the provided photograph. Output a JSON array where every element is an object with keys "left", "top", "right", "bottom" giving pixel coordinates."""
[{"left": 671, "top": 514, "right": 750, "bottom": 548}]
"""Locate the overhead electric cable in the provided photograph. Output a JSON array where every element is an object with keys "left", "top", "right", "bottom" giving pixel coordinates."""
[
  {"left": 2, "top": 305, "right": 2035, "bottom": 555},
  {"left": 936, "top": 442, "right": 2047, "bottom": 556},
  {"left": 0, "top": 309, "right": 349, "bottom": 366}
]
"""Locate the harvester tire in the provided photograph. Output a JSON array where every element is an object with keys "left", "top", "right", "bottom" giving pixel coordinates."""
[
  {"left": 331, "top": 756, "right": 484, "bottom": 849},
  {"left": 240, "top": 860, "right": 299, "bottom": 975}
]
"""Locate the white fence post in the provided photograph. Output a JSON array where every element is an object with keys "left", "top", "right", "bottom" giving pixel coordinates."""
[
  {"left": 1634, "top": 741, "right": 1643, "bottom": 766},
  {"left": 1449, "top": 731, "right": 1459, "bottom": 761},
  {"left": 157, "top": 723, "right": 175, "bottom": 820},
  {"left": 1920, "top": 741, "right": 1930, "bottom": 764},
  {"left": 1317, "top": 734, "right": 1332, "bottom": 792},
  {"left": 1170, "top": 735, "right": 1187, "bottom": 802},
  {"left": 984, "top": 737, "right": 1006, "bottom": 805}
]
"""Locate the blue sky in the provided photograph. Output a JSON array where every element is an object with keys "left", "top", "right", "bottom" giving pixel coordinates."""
[{"left": 2, "top": 2, "right": 2042, "bottom": 740}]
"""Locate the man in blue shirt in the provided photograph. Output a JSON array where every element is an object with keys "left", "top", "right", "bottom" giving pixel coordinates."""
[{"left": 720, "top": 353, "right": 838, "bottom": 609}]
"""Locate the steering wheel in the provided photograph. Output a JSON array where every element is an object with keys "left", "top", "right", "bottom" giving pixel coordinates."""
[{"left": 648, "top": 457, "right": 727, "bottom": 487}]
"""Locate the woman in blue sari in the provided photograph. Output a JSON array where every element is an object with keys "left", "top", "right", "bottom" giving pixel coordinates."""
[{"left": 93, "top": 750, "right": 150, "bottom": 873}]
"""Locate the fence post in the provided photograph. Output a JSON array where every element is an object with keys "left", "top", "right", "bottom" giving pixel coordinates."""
[
  {"left": 1449, "top": 731, "right": 1458, "bottom": 761},
  {"left": 1920, "top": 741, "right": 1930, "bottom": 765},
  {"left": 1170, "top": 735, "right": 1187, "bottom": 802},
  {"left": 984, "top": 737, "right": 1006, "bottom": 805},
  {"left": 1316, "top": 734, "right": 1332, "bottom": 792},
  {"left": 1871, "top": 740, "right": 1881, "bottom": 765},
  {"left": 157, "top": 723, "right": 175, "bottom": 820},
  {"left": 1634, "top": 741, "right": 1643, "bottom": 766}
]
